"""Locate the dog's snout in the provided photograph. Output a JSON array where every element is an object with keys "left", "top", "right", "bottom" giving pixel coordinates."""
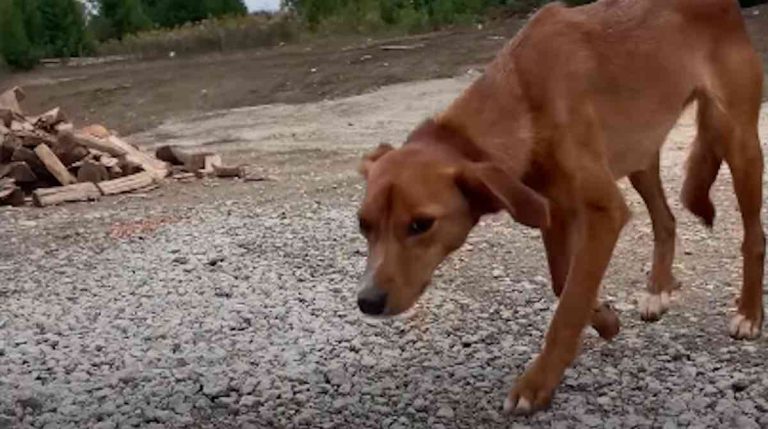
[{"left": 357, "top": 288, "right": 388, "bottom": 315}]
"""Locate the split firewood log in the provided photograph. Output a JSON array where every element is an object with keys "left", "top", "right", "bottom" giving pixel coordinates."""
[
  {"left": 98, "top": 154, "right": 119, "bottom": 169},
  {"left": 55, "top": 122, "right": 74, "bottom": 134},
  {"left": 53, "top": 139, "right": 89, "bottom": 167},
  {"left": 34, "top": 107, "right": 67, "bottom": 130},
  {"left": 1, "top": 137, "right": 20, "bottom": 163},
  {"left": 107, "top": 135, "right": 168, "bottom": 180},
  {"left": 213, "top": 164, "right": 246, "bottom": 178},
  {"left": 72, "top": 130, "right": 168, "bottom": 180},
  {"left": 107, "top": 165, "right": 124, "bottom": 179},
  {"left": 34, "top": 144, "right": 77, "bottom": 185},
  {"left": 155, "top": 145, "right": 191, "bottom": 165},
  {"left": 97, "top": 172, "right": 154, "bottom": 196},
  {"left": 33, "top": 182, "right": 101, "bottom": 207},
  {"left": 12, "top": 147, "right": 48, "bottom": 177},
  {"left": 0, "top": 177, "right": 24, "bottom": 206},
  {"left": 66, "top": 131, "right": 126, "bottom": 156},
  {"left": 10, "top": 120, "right": 34, "bottom": 133},
  {"left": 0, "top": 108, "right": 11, "bottom": 127},
  {"left": 1, "top": 188, "right": 25, "bottom": 206},
  {"left": 16, "top": 129, "right": 58, "bottom": 148},
  {"left": 0, "top": 87, "right": 25, "bottom": 114},
  {"left": 117, "top": 158, "right": 143, "bottom": 176},
  {"left": 80, "top": 124, "right": 110, "bottom": 139},
  {"left": 184, "top": 152, "right": 215, "bottom": 172},
  {"left": 77, "top": 160, "right": 110, "bottom": 184},
  {"left": 0, "top": 177, "right": 14, "bottom": 195},
  {"left": 0, "top": 162, "right": 37, "bottom": 183}
]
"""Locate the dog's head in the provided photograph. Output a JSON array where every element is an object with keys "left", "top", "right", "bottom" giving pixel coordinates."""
[{"left": 355, "top": 120, "right": 549, "bottom": 316}]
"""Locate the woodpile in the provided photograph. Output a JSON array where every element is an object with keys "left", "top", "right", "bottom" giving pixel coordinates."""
[
  {"left": 0, "top": 86, "right": 247, "bottom": 208},
  {"left": 154, "top": 144, "right": 248, "bottom": 180}
]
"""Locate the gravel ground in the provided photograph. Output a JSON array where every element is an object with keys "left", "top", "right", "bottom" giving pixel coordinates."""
[{"left": 1, "top": 78, "right": 768, "bottom": 429}]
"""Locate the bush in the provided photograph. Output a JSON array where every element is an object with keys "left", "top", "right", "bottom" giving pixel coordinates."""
[
  {"left": 0, "top": 0, "right": 38, "bottom": 69},
  {"left": 285, "top": 0, "right": 572, "bottom": 33},
  {"left": 96, "top": 14, "right": 298, "bottom": 59},
  {"left": 38, "top": 0, "right": 93, "bottom": 57}
]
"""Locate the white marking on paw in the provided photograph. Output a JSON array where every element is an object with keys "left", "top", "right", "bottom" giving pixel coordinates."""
[
  {"left": 639, "top": 291, "right": 670, "bottom": 320},
  {"left": 503, "top": 397, "right": 513, "bottom": 414},
  {"left": 515, "top": 397, "right": 531, "bottom": 414},
  {"left": 660, "top": 291, "right": 670, "bottom": 309},
  {"left": 729, "top": 313, "right": 761, "bottom": 340}
]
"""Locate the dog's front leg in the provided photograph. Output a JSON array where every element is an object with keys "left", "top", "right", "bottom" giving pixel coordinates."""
[{"left": 505, "top": 178, "right": 629, "bottom": 414}]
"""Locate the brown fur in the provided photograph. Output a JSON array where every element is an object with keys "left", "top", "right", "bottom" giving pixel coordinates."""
[{"left": 357, "top": 0, "right": 765, "bottom": 414}]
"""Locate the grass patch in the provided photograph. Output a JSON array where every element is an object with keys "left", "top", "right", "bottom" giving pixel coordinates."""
[{"left": 95, "top": 14, "right": 298, "bottom": 59}]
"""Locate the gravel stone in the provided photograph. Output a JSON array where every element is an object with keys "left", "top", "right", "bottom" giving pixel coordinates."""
[
  {"left": 735, "top": 416, "right": 760, "bottom": 429},
  {"left": 0, "top": 415, "right": 12, "bottom": 429},
  {"left": 240, "top": 378, "right": 258, "bottom": 395},
  {"left": 92, "top": 420, "right": 116, "bottom": 429},
  {"left": 202, "top": 376, "right": 230, "bottom": 398},
  {"left": 239, "top": 395, "right": 258, "bottom": 408},
  {"left": 436, "top": 406, "right": 454, "bottom": 419}
]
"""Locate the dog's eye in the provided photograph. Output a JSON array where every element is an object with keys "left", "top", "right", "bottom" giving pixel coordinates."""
[
  {"left": 359, "top": 217, "right": 373, "bottom": 235},
  {"left": 408, "top": 218, "right": 435, "bottom": 236}
]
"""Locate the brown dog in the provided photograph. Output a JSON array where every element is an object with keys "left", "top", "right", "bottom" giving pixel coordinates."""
[{"left": 357, "top": 0, "right": 765, "bottom": 414}]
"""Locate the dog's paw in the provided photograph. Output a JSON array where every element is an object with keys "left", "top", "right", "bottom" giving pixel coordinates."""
[
  {"left": 502, "top": 367, "right": 558, "bottom": 416},
  {"left": 591, "top": 302, "right": 620, "bottom": 341},
  {"left": 638, "top": 291, "right": 670, "bottom": 322},
  {"left": 729, "top": 313, "right": 762, "bottom": 340}
]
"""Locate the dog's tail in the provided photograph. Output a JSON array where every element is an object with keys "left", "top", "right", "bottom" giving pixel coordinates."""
[{"left": 680, "top": 89, "right": 726, "bottom": 229}]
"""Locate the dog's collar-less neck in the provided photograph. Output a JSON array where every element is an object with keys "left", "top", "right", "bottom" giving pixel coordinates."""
[{"left": 405, "top": 118, "right": 487, "bottom": 163}]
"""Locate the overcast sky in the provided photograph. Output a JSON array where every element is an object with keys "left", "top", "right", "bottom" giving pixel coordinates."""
[{"left": 245, "top": 0, "right": 280, "bottom": 11}]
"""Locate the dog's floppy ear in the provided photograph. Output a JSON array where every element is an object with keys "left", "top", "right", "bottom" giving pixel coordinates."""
[
  {"left": 458, "top": 162, "right": 550, "bottom": 229},
  {"left": 359, "top": 143, "right": 394, "bottom": 179}
]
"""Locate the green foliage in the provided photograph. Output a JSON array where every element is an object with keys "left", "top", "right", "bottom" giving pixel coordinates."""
[
  {"left": 17, "top": 0, "right": 45, "bottom": 49},
  {"left": 0, "top": 0, "right": 36, "bottom": 69},
  {"left": 96, "top": 0, "right": 152, "bottom": 40},
  {"left": 38, "top": 0, "right": 92, "bottom": 57},
  {"left": 1, "top": 0, "right": 603, "bottom": 70},
  {"left": 0, "top": 0, "right": 91, "bottom": 69},
  {"left": 285, "top": 0, "right": 566, "bottom": 33},
  {"left": 94, "top": 0, "right": 248, "bottom": 40},
  {"left": 97, "top": 14, "right": 297, "bottom": 59},
  {"left": 141, "top": 0, "right": 247, "bottom": 29}
]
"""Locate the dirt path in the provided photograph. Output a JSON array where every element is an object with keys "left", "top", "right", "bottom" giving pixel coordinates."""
[{"left": 1, "top": 5, "right": 767, "bottom": 136}]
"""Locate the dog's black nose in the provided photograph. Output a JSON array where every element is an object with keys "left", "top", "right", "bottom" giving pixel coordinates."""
[{"left": 357, "top": 290, "right": 387, "bottom": 315}]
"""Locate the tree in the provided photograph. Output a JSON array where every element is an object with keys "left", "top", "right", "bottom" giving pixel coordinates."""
[
  {"left": 0, "top": 0, "right": 37, "bottom": 69},
  {"left": 16, "top": 0, "right": 45, "bottom": 49},
  {"left": 145, "top": 0, "right": 247, "bottom": 29},
  {"left": 97, "top": 0, "right": 153, "bottom": 40},
  {"left": 204, "top": 0, "right": 247, "bottom": 17},
  {"left": 38, "top": 0, "right": 91, "bottom": 57}
]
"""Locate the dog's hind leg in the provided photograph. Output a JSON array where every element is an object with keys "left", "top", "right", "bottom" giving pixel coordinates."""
[
  {"left": 630, "top": 153, "right": 680, "bottom": 322},
  {"left": 724, "top": 126, "right": 765, "bottom": 339},
  {"left": 681, "top": 95, "right": 724, "bottom": 228},
  {"left": 693, "top": 40, "right": 765, "bottom": 339},
  {"left": 719, "top": 99, "right": 765, "bottom": 339}
]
